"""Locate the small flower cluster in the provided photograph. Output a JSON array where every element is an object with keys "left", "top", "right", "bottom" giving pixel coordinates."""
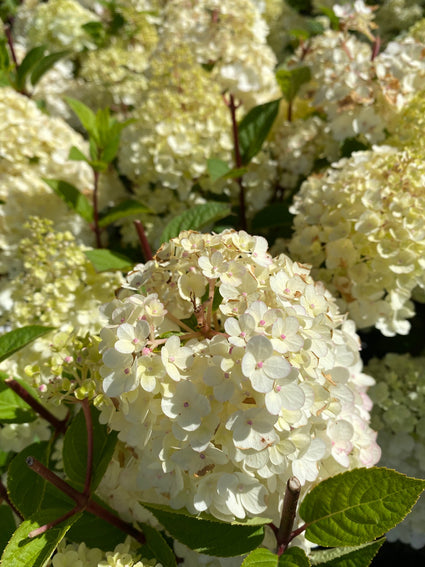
[
  {"left": 51, "top": 539, "right": 157, "bottom": 567},
  {"left": 98, "top": 230, "right": 379, "bottom": 525},
  {"left": 288, "top": 146, "right": 425, "bottom": 336},
  {"left": 366, "top": 353, "right": 425, "bottom": 549}
]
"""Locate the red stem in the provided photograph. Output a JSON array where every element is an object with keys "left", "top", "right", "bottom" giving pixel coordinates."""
[
  {"left": 134, "top": 220, "right": 153, "bottom": 261},
  {"left": 5, "top": 378, "right": 68, "bottom": 434},
  {"left": 276, "top": 476, "right": 301, "bottom": 555}
]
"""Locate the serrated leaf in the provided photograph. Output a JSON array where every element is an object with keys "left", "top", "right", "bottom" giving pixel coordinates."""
[
  {"left": 207, "top": 158, "right": 230, "bottom": 182},
  {"left": 0, "top": 505, "right": 16, "bottom": 555},
  {"left": 63, "top": 405, "right": 118, "bottom": 491},
  {"left": 0, "top": 326, "right": 55, "bottom": 363},
  {"left": 84, "top": 249, "right": 133, "bottom": 272},
  {"left": 30, "top": 50, "right": 69, "bottom": 86},
  {"left": 138, "top": 522, "right": 177, "bottom": 567},
  {"left": 242, "top": 547, "right": 310, "bottom": 567},
  {"left": 160, "top": 202, "right": 231, "bottom": 244},
  {"left": 43, "top": 178, "right": 94, "bottom": 223},
  {"left": 65, "top": 96, "right": 97, "bottom": 137},
  {"left": 141, "top": 502, "right": 265, "bottom": 557},
  {"left": 98, "top": 199, "right": 152, "bottom": 227},
  {"left": 15, "top": 45, "right": 45, "bottom": 91},
  {"left": 300, "top": 467, "right": 425, "bottom": 547},
  {"left": 238, "top": 99, "right": 281, "bottom": 165},
  {"left": 309, "top": 539, "right": 385, "bottom": 567},
  {"left": 0, "top": 373, "right": 36, "bottom": 423},
  {"left": 276, "top": 67, "right": 311, "bottom": 104},
  {"left": 0, "top": 508, "right": 80, "bottom": 567},
  {"left": 68, "top": 145, "right": 89, "bottom": 163},
  {"left": 251, "top": 203, "right": 294, "bottom": 234}
]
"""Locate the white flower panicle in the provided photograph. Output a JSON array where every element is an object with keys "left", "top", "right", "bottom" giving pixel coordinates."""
[
  {"left": 98, "top": 230, "right": 379, "bottom": 525},
  {"left": 367, "top": 353, "right": 425, "bottom": 549},
  {"left": 288, "top": 146, "right": 425, "bottom": 336}
]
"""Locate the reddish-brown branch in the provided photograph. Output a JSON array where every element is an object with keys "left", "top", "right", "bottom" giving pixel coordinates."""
[
  {"left": 134, "top": 220, "right": 153, "bottom": 261},
  {"left": 276, "top": 476, "right": 301, "bottom": 555},
  {"left": 81, "top": 399, "right": 93, "bottom": 495}
]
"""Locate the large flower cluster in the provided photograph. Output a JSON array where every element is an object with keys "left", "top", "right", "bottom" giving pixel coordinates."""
[
  {"left": 0, "top": 87, "right": 94, "bottom": 271},
  {"left": 98, "top": 230, "right": 380, "bottom": 525},
  {"left": 366, "top": 353, "right": 425, "bottom": 549},
  {"left": 288, "top": 146, "right": 425, "bottom": 336}
]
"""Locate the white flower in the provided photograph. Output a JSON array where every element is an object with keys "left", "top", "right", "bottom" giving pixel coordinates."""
[
  {"left": 161, "top": 335, "right": 194, "bottom": 381},
  {"left": 241, "top": 335, "right": 291, "bottom": 393}
]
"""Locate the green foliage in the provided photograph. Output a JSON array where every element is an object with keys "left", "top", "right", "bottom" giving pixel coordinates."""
[
  {"left": 300, "top": 467, "right": 425, "bottom": 547},
  {"left": 238, "top": 99, "right": 281, "bottom": 165},
  {"left": 84, "top": 248, "right": 133, "bottom": 272},
  {"left": 98, "top": 199, "right": 152, "bottom": 227},
  {"left": 42, "top": 178, "right": 94, "bottom": 223},
  {"left": 251, "top": 203, "right": 293, "bottom": 236},
  {"left": 0, "top": 372, "right": 36, "bottom": 424},
  {"left": 275, "top": 67, "right": 311, "bottom": 104},
  {"left": 0, "top": 505, "right": 16, "bottom": 555},
  {"left": 137, "top": 522, "right": 177, "bottom": 567},
  {"left": 160, "top": 202, "right": 232, "bottom": 243},
  {"left": 207, "top": 158, "right": 247, "bottom": 183},
  {"left": 309, "top": 539, "right": 385, "bottom": 567},
  {"left": 242, "top": 548, "right": 310, "bottom": 567},
  {"left": 62, "top": 405, "right": 118, "bottom": 491},
  {"left": 0, "top": 326, "right": 55, "bottom": 364},
  {"left": 0, "top": 508, "right": 80, "bottom": 567},
  {"left": 142, "top": 502, "right": 267, "bottom": 557}
]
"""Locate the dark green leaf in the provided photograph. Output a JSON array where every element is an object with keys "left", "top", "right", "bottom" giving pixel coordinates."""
[
  {"left": 207, "top": 158, "right": 230, "bottom": 182},
  {"left": 141, "top": 502, "right": 266, "bottom": 557},
  {"left": 238, "top": 99, "right": 281, "bottom": 165},
  {"left": 98, "top": 199, "right": 152, "bottom": 227},
  {"left": 251, "top": 203, "right": 294, "bottom": 234},
  {"left": 0, "top": 505, "right": 16, "bottom": 555},
  {"left": 242, "top": 548, "right": 310, "bottom": 567},
  {"left": 0, "top": 326, "right": 55, "bottom": 363},
  {"left": 0, "top": 372, "right": 36, "bottom": 423},
  {"left": 138, "top": 522, "right": 177, "bottom": 567},
  {"left": 65, "top": 97, "right": 97, "bottom": 136},
  {"left": 0, "top": 38, "right": 11, "bottom": 70},
  {"left": 84, "top": 249, "right": 133, "bottom": 272},
  {"left": 30, "top": 50, "right": 70, "bottom": 86},
  {"left": 309, "top": 539, "right": 385, "bottom": 567},
  {"left": 15, "top": 45, "right": 45, "bottom": 91},
  {"left": 300, "top": 467, "right": 425, "bottom": 547},
  {"left": 63, "top": 405, "right": 118, "bottom": 491},
  {"left": 160, "top": 202, "right": 231, "bottom": 243},
  {"left": 43, "top": 178, "right": 94, "bottom": 223},
  {"left": 68, "top": 145, "right": 89, "bottom": 163},
  {"left": 81, "top": 21, "right": 106, "bottom": 46},
  {"left": 1, "top": 508, "right": 80, "bottom": 567},
  {"left": 276, "top": 67, "right": 311, "bottom": 104}
]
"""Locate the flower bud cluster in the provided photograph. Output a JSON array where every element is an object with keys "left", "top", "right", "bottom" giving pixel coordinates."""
[
  {"left": 98, "top": 230, "right": 380, "bottom": 524},
  {"left": 52, "top": 539, "right": 157, "bottom": 567},
  {"left": 288, "top": 146, "right": 425, "bottom": 336},
  {"left": 366, "top": 353, "right": 425, "bottom": 549}
]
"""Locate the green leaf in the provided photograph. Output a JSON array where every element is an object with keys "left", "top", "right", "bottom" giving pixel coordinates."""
[
  {"left": 242, "top": 548, "right": 310, "bottom": 567},
  {"left": 65, "top": 96, "right": 97, "bottom": 137},
  {"left": 309, "top": 539, "right": 385, "bottom": 567},
  {"left": 8, "top": 442, "right": 64, "bottom": 518},
  {"left": 275, "top": 67, "right": 311, "bottom": 104},
  {"left": 62, "top": 405, "right": 118, "bottom": 491},
  {"left": 68, "top": 145, "right": 89, "bottom": 163},
  {"left": 141, "top": 502, "right": 265, "bottom": 557},
  {"left": 207, "top": 158, "right": 230, "bottom": 182},
  {"left": 0, "top": 505, "right": 16, "bottom": 555},
  {"left": 1, "top": 508, "right": 80, "bottom": 567},
  {"left": 15, "top": 45, "right": 45, "bottom": 91},
  {"left": 30, "top": 50, "right": 69, "bottom": 86},
  {"left": 138, "top": 522, "right": 177, "bottom": 567},
  {"left": 300, "top": 467, "right": 425, "bottom": 547},
  {"left": 160, "top": 202, "right": 231, "bottom": 244},
  {"left": 43, "top": 178, "right": 94, "bottom": 223},
  {"left": 0, "top": 326, "right": 55, "bottom": 364},
  {"left": 98, "top": 199, "right": 152, "bottom": 227},
  {"left": 81, "top": 21, "right": 106, "bottom": 46},
  {"left": 238, "top": 99, "right": 281, "bottom": 165},
  {"left": 0, "top": 372, "right": 36, "bottom": 423},
  {"left": 84, "top": 249, "right": 133, "bottom": 272},
  {"left": 0, "top": 37, "right": 11, "bottom": 70},
  {"left": 251, "top": 203, "right": 294, "bottom": 235}
]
